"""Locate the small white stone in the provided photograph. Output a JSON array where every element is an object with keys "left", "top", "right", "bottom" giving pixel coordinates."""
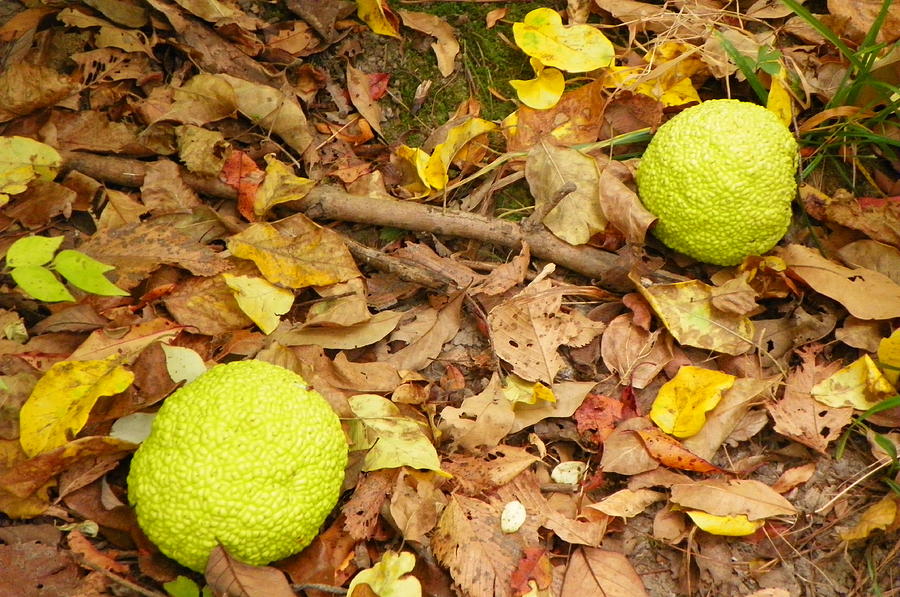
[
  {"left": 500, "top": 500, "right": 527, "bottom": 533},
  {"left": 550, "top": 461, "right": 587, "bottom": 485}
]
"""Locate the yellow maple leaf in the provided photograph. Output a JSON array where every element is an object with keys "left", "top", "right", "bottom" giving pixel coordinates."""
[
  {"left": 19, "top": 356, "right": 135, "bottom": 457},
  {"left": 686, "top": 510, "right": 765, "bottom": 536},
  {"left": 650, "top": 366, "right": 736, "bottom": 438},
  {"left": 512, "top": 7, "right": 614, "bottom": 73}
]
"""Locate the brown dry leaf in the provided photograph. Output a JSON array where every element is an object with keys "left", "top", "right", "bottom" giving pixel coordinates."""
[
  {"left": 164, "top": 267, "right": 256, "bottom": 336},
  {"left": 597, "top": 160, "right": 656, "bottom": 246},
  {"left": 342, "top": 469, "right": 396, "bottom": 541},
  {"left": 390, "top": 469, "right": 448, "bottom": 543},
  {"left": 573, "top": 393, "right": 625, "bottom": 444},
  {"left": 398, "top": 10, "right": 459, "bottom": 77},
  {"left": 303, "top": 278, "right": 371, "bottom": 328},
  {"left": 827, "top": 0, "right": 900, "bottom": 43},
  {"left": 441, "top": 445, "right": 541, "bottom": 496},
  {"left": 633, "top": 274, "right": 754, "bottom": 355},
  {"left": 227, "top": 219, "right": 360, "bottom": 289},
  {"left": 504, "top": 80, "right": 606, "bottom": 152},
  {"left": 79, "top": 219, "right": 231, "bottom": 288},
  {"left": 670, "top": 479, "right": 798, "bottom": 521},
  {"left": 500, "top": 470, "right": 606, "bottom": 547},
  {"left": 346, "top": 63, "right": 385, "bottom": 137},
  {"left": 141, "top": 160, "right": 201, "bottom": 215},
  {"left": 601, "top": 313, "right": 673, "bottom": 389},
  {"left": 800, "top": 185, "right": 900, "bottom": 248},
  {"left": 0, "top": 437, "right": 134, "bottom": 507},
  {"left": 525, "top": 139, "right": 605, "bottom": 246},
  {"left": 753, "top": 304, "right": 839, "bottom": 364},
  {"left": 439, "top": 374, "right": 516, "bottom": 451},
  {"left": 273, "top": 310, "right": 402, "bottom": 350},
  {"left": 710, "top": 273, "right": 762, "bottom": 317},
  {"left": 0, "top": 63, "right": 78, "bottom": 123},
  {"left": 98, "top": 188, "right": 147, "bottom": 230},
  {"left": 771, "top": 462, "right": 817, "bottom": 494},
  {"left": 488, "top": 281, "right": 606, "bottom": 383},
  {"left": 510, "top": 380, "right": 595, "bottom": 433},
  {"left": 768, "top": 346, "right": 852, "bottom": 453},
  {"left": 280, "top": 516, "right": 358, "bottom": 591},
  {"left": 432, "top": 493, "right": 539, "bottom": 597},
  {"left": 266, "top": 21, "right": 322, "bottom": 57},
  {"left": 837, "top": 239, "right": 900, "bottom": 285},
  {"left": 376, "top": 292, "right": 464, "bottom": 371},
  {"left": 681, "top": 377, "right": 777, "bottom": 461},
  {"left": 471, "top": 244, "right": 530, "bottom": 297},
  {"left": 68, "top": 318, "right": 181, "bottom": 363},
  {"left": 146, "top": 0, "right": 276, "bottom": 86},
  {"left": 778, "top": 244, "right": 900, "bottom": 320},
  {"left": 560, "top": 547, "right": 649, "bottom": 597},
  {"left": 67, "top": 528, "right": 128, "bottom": 574},
  {"left": 0, "top": 541, "right": 81, "bottom": 596},
  {"left": 587, "top": 488, "right": 665, "bottom": 518},
  {"left": 5, "top": 181, "right": 74, "bottom": 230},
  {"left": 393, "top": 242, "right": 483, "bottom": 288},
  {"left": 205, "top": 546, "right": 296, "bottom": 597},
  {"left": 633, "top": 429, "right": 724, "bottom": 474},
  {"left": 599, "top": 417, "right": 659, "bottom": 476}
]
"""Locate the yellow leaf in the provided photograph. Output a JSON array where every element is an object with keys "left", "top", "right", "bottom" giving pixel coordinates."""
[
  {"left": 876, "top": 328, "right": 900, "bottom": 386},
  {"left": 19, "top": 357, "right": 134, "bottom": 457},
  {"left": 510, "top": 58, "right": 565, "bottom": 110},
  {"left": 226, "top": 219, "right": 360, "bottom": 289},
  {"left": 685, "top": 510, "right": 765, "bottom": 536},
  {"left": 253, "top": 154, "right": 316, "bottom": 219},
  {"left": 811, "top": 354, "right": 897, "bottom": 410},
  {"left": 356, "top": 0, "right": 400, "bottom": 38},
  {"left": 634, "top": 275, "right": 755, "bottom": 356},
  {"left": 393, "top": 145, "right": 432, "bottom": 198},
  {"left": 766, "top": 67, "right": 793, "bottom": 126},
  {"left": 0, "top": 136, "right": 62, "bottom": 207},
  {"left": 512, "top": 7, "right": 614, "bottom": 73},
  {"left": 347, "top": 551, "right": 422, "bottom": 597},
  {"left": 840, "top": 495, "right": 898, "bottom": 541},
  {"left": 424, "top": 117, "right": 497, "bottom": 190},
  {"left": 347, "top": 394, "right": 450, "bottom": 476},
  {"left": 502, "top": 374, "right": 555, "bottom": 406},
  {"left": 222, "top": 274, "right": 294, "bottom": 335},
  {"left": 650, "top": 366, "right": 736, "bottom": 438}
]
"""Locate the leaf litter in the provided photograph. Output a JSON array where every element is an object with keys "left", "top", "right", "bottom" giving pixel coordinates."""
[{"left": 0, "top": 1, "right": 899, "bottom": 596}]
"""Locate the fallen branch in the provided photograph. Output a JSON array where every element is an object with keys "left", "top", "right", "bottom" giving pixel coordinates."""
[{"left": 61, "top": 151, "right": 628, "bottom": 289}]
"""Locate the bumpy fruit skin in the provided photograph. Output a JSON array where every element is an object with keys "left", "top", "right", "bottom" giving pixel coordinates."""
[
  {"left": 636, "top": 99, "right": 798, "bottom": 265},
  {"left": 127, "top": 360, "right": 347, "bottom": 572}
]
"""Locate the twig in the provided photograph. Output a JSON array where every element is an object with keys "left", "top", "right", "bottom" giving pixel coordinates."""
[{"left": 61, "top": 151, "right": 628, "bottom": 289}]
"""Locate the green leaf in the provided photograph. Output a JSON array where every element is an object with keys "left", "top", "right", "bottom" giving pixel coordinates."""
[
  {"left": 6, "top": 235, "right": 64, "bottom": 267},
  {"left": 163, "top": 575, "right": 202, "bottom": 597},
  {"left": 52, "top": 250, "right": 128, "bottom": 296},
  {"left": 10, "top": 265, "right": 74, "bottom": 302}
]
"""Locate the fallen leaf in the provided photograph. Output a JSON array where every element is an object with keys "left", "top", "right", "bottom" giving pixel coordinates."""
[
  {"left": 510, "top": 59, "right": 565, "bottom": 110},
  {"left": 811, "top": 354, "right": 897, "bottom": 410},
  {"left": 424, "top": 117, "right": 497, "bottom": 190},
  {"left": 560, "top": 547, "right": 649, "bottom": 597},
  {"left": 19, "top": 357, "right": 135, "bottom": 457},
  {"left": 0, "top": 136, "right": 62, "bottom": 206},
  {"left": 512, "top": 8, "right": 614, "bottom": 73},
  {"left": 839, "top": 495, "right": 898, "bottom": 541},
  {"left": 650, "top": 366, "right": 736, "bottom": 438},
  {"left": 223, "top": 273, "right": 295, "bottom": 335},
  {"left": 205, "top": 546, "right": 296, "bottom": 597},
  {"left": 227, "top": 220, "right": 360, "bottom": 289},
  {"left": 380, "top": 292, "right": 464, "bottom": 372},
  {"left": 250, "top": 154, "right": 316, "bottom": 220},
  {"left": 685, "top": 511, "right": 765, "bottom": 536},
  {"left": 600, "top": 313, "right": 673, "bottom": 389},
  {"left": 778, "top": 244, "right": 900, "bottom": 320},
  {"left": 670, "top": 479, "right": 798, "bottom": 520},
  {"left": 356, "top": 0, "right": 401, "bottom": 38},
  {"left": 526, "top": 139, "right": 605, "bottom": 245},
  {"left": 348, "top": 394, "right": 447, "bottom": 476},
  {"left": 587, "top": 488, "right": 665, "bottom": 518},
  {"left": 347, "top": 63, "right": 385, "bottom": 137},
  {"left": 634, "top": 429, "right": 724, "bottom": 474},
  {"left": 273, "top": 310, "right": 402, "bottom": 350},
  {"left": 877, "top": 328, "right": 900, "bottom": 386},
  {"left": 634, "top": 274, "right": 755, "bottom": 355},
  {"left": 347, "top": 550, "right": 422, "bottom": 597},
  {"left": 398, "top": 10, "right": 459, "bottom": 77}
]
